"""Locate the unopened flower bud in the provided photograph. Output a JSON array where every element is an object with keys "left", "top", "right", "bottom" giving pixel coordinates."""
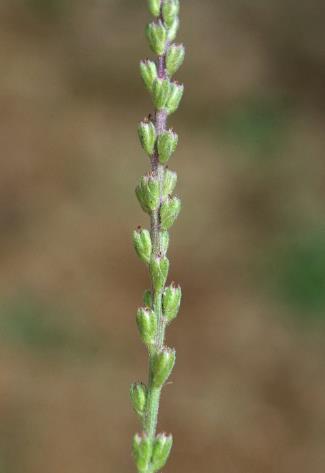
[
  {"left": 167, "top": 17, "right": 179, "bottom": 42},
  {"left": 157, "top": 130, "right": 178, "bottom": 164},
  {"left": 137, "top": 307, "right": 158, "bottom": 346},
  {"left": 162, "top": 169, "right": 177, "bottom": 199},
  {"left": 160, "top": 230, "right": 170, "bottom": 256},
  {"left": 130, "top": 383, "right": 147, "bottom": 417},
  {"left": 150, "top": 256, "right": 169, "bottom": 291},
  {"left": 152, "top": 347, "right": 176, "bottom": 387},
  {"left": 138, "top": 120, "right": 156, "bottom": 156},
  {"left": 143, "top": 289, "right": 153, "bottom": 308},
  {"left": 140, "top": 60, "right": 158, "bottom": 92},
  {"left": 146, "top": 21, "right": 167, "bottom": 56},
  {"left": 133, "top": 227, "right": 152, "bottom": 264},
  {"left": 162, "top": 283, "right": 182, "bottom": 322},
  {"left": 162, "top": 0, "right": 180, "bottom": 27},
  {"left": 152, "top": 433, "right": 173, "bottom": 471},
  {"left": 160, "top": 196, "right": 181, "bottom": 230},
  {"left": 148, "top": 0, "right": 161, "bottom": 17},
  {"left": 166, "top": 82, "right": 184, "bottom": 115},
  {"left": 133, "top": 433, "right": 153, "bottom": 473},
  {"left": 152, "top": 78, "right": 171, "bottom": 110},
  {"left": 136, "top": 174, "right": 160, "bottom": 213},
  {"left": 166, "top": 43, "right": 185, "bottom": 77}
]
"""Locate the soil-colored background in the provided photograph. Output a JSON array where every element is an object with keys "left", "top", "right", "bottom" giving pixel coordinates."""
[{"left": 0, "top": 1, "right": 325, "bottom": 472}]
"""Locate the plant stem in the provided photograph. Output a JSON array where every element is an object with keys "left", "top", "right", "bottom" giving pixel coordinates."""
[{"left": 143, "top": 51, "right": 169, "bottom": 446}]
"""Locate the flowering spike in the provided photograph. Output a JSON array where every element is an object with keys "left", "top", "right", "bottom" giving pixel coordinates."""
[
  {"left": 166, "top": 43, "right": 185, "bottom": 77},
  {"left": 132, "top": 1, "right": 184, "bottom": 471}
]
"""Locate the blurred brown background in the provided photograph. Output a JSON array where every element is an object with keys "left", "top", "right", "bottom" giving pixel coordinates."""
[{"left": 1, "top": 1, "right": 325, "bottom": 472}]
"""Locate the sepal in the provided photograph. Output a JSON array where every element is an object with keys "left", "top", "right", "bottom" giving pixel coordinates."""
[
  {"left": 152, "top": 433, "right": 173, "bottom": 471},
  {"left": 152, "top": 78, "right": 171, "bottom": 110},
  {"left": 167, "top": 17, "right": 179, "bottom": 42},
  {"left": 137, "top": 307, "right": 158, "bottom": 346},
  {"left": 133, "top": 227, "right": 152, "bottom": 264},
  {"left": 166, "top": 82, "right": 184, "bottom": 115},
  {"left": 150, "top": 256, "right": 169, "bottom": 291},
  {"left": 157, "top": 130, "right": 178, "bottom": 164},
  {"left": 162, "top": 283, "right": 182, "bottom": 322},
  {"left": 130, "top": 383, "right": 147, "bottom": 417},
  {"left": 138, "top": 119, "right": 156, "bottom": 156},
  {"left": 136, "top": 174, "right": 160, "bottom": 213},
  {"left": 160, "top": 230, "right": 170, "bottom": 256},
  {"left": 143, "top": 289, "right": 153, "bottom": 308},
  {"left": 148, "top": 0, "right": 161, "bottom": 17},
  {"left": 162, "top": 169, "right": 177, "bottom": 199},
  {"left": 152, "top": 347, "right": 176, "bottom": 387},
  {"left": 162, "top": 0, "right": 180, "bottom": 27},
  {"left": 166, "top": 43, "right": 185, "bottom": 77},
  {"left": 160, "top": 196, "right": 181, "bottom": 230},
  {"left": 133, "top": 433, "right": 153, "bottom": 473},
  {"left": 140, "top": 60, "right": 158, "bottom": 92},
  {"left": 146, "top": 21, "right": 167, "bottom": 56}
]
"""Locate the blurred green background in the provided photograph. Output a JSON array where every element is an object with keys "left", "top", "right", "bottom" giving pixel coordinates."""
[{"left": 0, "top": 1, "right": 325, "bottom": 472}]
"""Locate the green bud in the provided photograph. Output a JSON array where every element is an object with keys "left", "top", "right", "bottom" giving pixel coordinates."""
[
  {"left": 162, "top": 169, "right": 177, "bottom": 199},
  {"left": 130, "top": 383, "right": 147, "bottom": 417},
  {"left": 133, "top": 227, "right": 152, "bottom": 264},
  {"left": 133, "top": 433, "right": 153, "bottom": 473},
  {"left": 148, "top": 0, "right": 161, "bottom": 17},
  {"left": 160, "top": 230, "right": 170, "bottom": 256},
  {"left": 140, "top": 60, "right": 158, "bottom": 92},
  {"left": 137, "top": 307, "right": 158, "bottom": 346},
  {"left": 160, "top": 196, "right": 181, "bottom": 230},
  {"left": 152, "top": 433, "right": 173, "bottom": 471},
  {"left": 166, "top": 43, "right": 185, "bottom": 77},
  {"left": 150, "top": 256, "right": 169, "bottom": 291},
  {"left": 143, "top": 289, "right": 153, "bottom": 308},
  {"left": 162, "top": 0, "right": 180, "bottom": 28},
  {"left": 167, "top": 17, "right": 179, "bottom": 42},
  {"left": 152, "top": 347, "right": 176, "bottom": 388},
  {"left": 152, "top": 78, "right": 171, "bottom": 110},
  {"left": 162, "top": 283, "right": 182, "bottom": 323},
  {"left": 157, "top": 130, "right": 178, "bottom": 164},
  {"left": 146, "top": 21, "right": 167, "bottom": 56},
  {"left": 136, "top": 174, "right": 160, "bottom": 213},
  {"left": 138, "top": 119, "right": 156, "bottom": 156},
  {"left": 166, "top": 82, "right": 184, "bottom": 115}
]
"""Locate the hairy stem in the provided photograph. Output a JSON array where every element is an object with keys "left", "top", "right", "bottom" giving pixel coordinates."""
[{"left": 144, "top": 51, "right": 169, "bottom": 444}]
